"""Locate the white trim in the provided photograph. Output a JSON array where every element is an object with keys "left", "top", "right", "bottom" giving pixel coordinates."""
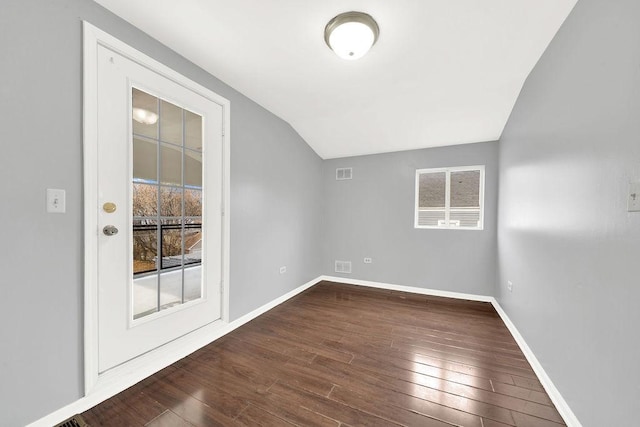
[
  {"left": 83, "top": 22, "right": 231, "bottom": 394},
  {"left": 27, "top": 276, "right": 323, "bottom": 427},
  {"left": 221, "top": 89, "right": 231, "bottom": 325},
  {"left": 320, "top": 275, "right": 494, "bottom": 302},
  {"left": 490, "top": 301, "right": 582, "bottom": 427},
  {"left": 82, "top": 20, "right": 100, "bottom": 398}
]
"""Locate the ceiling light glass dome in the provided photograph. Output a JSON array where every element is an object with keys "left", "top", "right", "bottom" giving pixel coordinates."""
[{"left": 324, "top": 12, "right": 379, "bottom": 60}]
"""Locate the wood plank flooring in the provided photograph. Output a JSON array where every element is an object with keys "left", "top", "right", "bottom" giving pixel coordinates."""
[{"left": 82, "top": 281, "right": 565, "bottom": 426}]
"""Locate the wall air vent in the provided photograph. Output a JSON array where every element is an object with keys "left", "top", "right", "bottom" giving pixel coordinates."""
[
  {"left": 336, "top": 167, "right": 353, "bottom": 180},
  {"left": 335, "top": 260, "right": 352, "bottom": 274}
]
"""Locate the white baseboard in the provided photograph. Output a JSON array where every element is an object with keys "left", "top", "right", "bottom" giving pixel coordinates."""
[
  {"left": 319, "top": 275, "right": 494, "bottom": 303},
  {"left": 29, "top": 275, "right": 580, "bottom": 427},
  {"left": 27, "top": 276, "right": 323, "bottom": 427},
  {"left": 490, "top": 301, "right": 582, "bottom": 427}
]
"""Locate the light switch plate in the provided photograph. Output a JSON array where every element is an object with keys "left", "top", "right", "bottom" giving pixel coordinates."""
[
  {"left": 629, "top": 182, "right": 640, "bottom": 212},
  {"left": 47, "top": 188, "right": 66, "bottom": 213}
]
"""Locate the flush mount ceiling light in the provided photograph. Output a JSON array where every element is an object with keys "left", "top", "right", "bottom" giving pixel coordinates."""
[
  {"left": 324, "top": 11, "right": 379, "bottom": 60},
  {"left": 132, "top": 107, "right": 159, "bottom": 125}
]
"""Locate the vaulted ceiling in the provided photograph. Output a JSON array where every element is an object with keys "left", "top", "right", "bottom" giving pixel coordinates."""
[{"left": 94, "top": 0, "right": 578, "bottom": 159}]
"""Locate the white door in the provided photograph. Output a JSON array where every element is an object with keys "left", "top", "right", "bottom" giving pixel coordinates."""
[{"left": 95, "top": 43, "right": 224, "bottom": 373}]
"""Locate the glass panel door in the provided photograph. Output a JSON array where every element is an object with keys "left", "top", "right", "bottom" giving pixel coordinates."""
[{"left": 94, "top": 39, "right": 224, "bottom": 374}]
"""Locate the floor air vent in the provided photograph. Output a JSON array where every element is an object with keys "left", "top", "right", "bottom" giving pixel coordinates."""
[
  {"left": 55, "top": 415, "right": 87, "bottom": 427},
  {"left": 335, "top": 260, "right": 352, "bottom": 274}
]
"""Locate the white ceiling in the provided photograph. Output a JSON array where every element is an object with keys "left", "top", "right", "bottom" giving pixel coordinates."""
[{"left": 95, "top": 0, "right": 578, "bottom": 159}]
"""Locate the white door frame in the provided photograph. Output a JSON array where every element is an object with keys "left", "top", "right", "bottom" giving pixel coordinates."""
[{"left": 83, "top": 22, "right": 230, "bottom": 395}]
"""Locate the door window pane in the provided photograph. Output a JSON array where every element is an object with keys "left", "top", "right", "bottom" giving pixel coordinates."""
[
  {"left": 160, "top": 187, "right": 183, "bottom": 217},
  {"left": 160, "top": 99, "right": 183, "bottom": 145},
  {"left": 160, "top": 220, "right": 183, "bottom": 269},
  {"left": 184, "top": 150, "right": 202, "bottom": 188},
  {"left": 133, "top": 274, "right": 159, "bottom": 319},
  {"left": 133, "top": 219, "right": 157, "bottom": 274},
  {"left": 132, "top": 88, "right": 158, "bottom": 139},
  {"left": 133, "top": 138, "right": 158, "bottom": 182},
  {"left": 160, "top": 143, "right": 182, "bottom": 186},
  {"left": 159, "top": 269, "right": 182, "bottom": 310},
  {"left": 185, "top": 110, "right": 202, "bottom": 151},
  {"left": 132, "top": 184, "right": 158, "bottom": 217},
  {"left": 184, "top": 220, "right": 202, "bottom": 266},
  {"left": 184, "top": 189, "right": 202, "bottom": 217},
  {"left": 183, "top": 266, "right": 202, "bottom": 303}
]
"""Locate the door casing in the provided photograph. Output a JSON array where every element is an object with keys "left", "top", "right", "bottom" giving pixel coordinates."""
[{"left": 83, "top": 22, "right": 230, "bottom": 395}]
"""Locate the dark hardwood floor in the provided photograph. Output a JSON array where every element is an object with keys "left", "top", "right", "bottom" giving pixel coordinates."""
[{"left": 82, "top": 281, "right": 565, "bottom": 426}]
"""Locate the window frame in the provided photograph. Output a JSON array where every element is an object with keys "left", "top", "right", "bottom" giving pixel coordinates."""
[{"left": 414, "top": 165, "right": 485, "bottom": 231}]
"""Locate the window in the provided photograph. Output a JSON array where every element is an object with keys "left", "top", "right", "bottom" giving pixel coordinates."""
[{"left": 415, "top": 165, "right": 485, "bottom": 230}]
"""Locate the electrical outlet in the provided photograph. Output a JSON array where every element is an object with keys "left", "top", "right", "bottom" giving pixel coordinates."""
[
  {"left": 507, "top": 281, "right": 513, "bottom": 292},
  {"left": 364, "top": 257, "right": 372, "bottom": 264},
  {"left": 279, "top": 266, "right": 286, "bottom": 274}
]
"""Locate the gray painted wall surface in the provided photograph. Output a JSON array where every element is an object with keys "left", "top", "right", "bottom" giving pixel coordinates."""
[
  {"left": 497, "top": 0, "right": 640, "bottom": 424},
  {"left": 322, "top": 142, "right": 498, "bottom": 296},
  {"left": 0, "top": 1, "right": 322, "bottom": 425}
]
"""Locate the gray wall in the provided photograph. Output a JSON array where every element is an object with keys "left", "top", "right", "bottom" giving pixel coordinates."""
[
  {"left": 497, "top": 0, "right": 640, "bottom": 424},
  {"left": 0, "top": 1, "right": 322, "bottom": 425},
  {"left": 322, "top": 142, "right": 499, "bottom": 296}
]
